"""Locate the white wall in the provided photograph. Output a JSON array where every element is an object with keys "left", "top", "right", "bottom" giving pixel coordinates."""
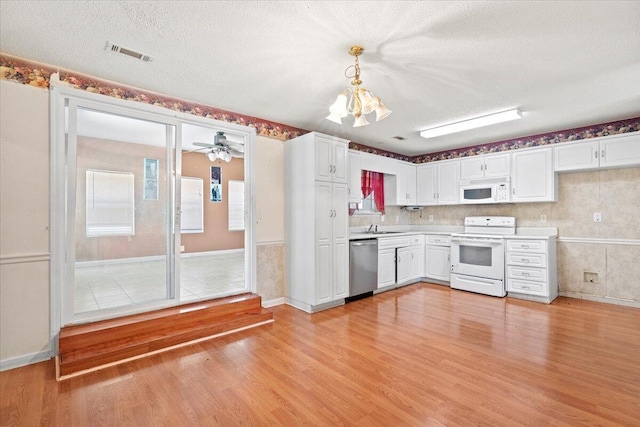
[
  {"left": 0, "top": 80, "right": 52, "bottom": 368},
  {"left": 254, "top": 135, "right": 284, "bottom": 243}
]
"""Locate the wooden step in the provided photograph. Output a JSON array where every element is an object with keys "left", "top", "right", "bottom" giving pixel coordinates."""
[{"left": 57, "top": 293, "right": 273, "bottom": 379}]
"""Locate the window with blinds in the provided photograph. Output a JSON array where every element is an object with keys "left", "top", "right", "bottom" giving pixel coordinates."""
[
  {"left": 86, "top": 170, "right": 135, "bottom": 237},
  {"left": 228, "top": 180, "right": 245, "bottom": 231},
  {"left": 180, "top": 177, "right": 204, "bottom": 233}
]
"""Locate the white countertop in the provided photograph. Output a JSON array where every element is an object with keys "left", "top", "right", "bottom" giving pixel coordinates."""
[{"left": 349, "top": 225, "right": 557, "bottom": 240}]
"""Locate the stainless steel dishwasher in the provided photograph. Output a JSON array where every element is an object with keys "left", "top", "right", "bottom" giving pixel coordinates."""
[{"left": 349, "top": 239, "right": 378, "bottom": 298}]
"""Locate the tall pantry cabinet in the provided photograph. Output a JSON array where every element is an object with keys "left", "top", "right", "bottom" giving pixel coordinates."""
[{"left": 284, "top": 132, "right": 350, "bottom": 312}]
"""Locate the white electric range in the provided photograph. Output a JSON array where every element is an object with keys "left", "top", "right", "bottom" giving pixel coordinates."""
[{"left": 450, "top": 216, "right": 516, "bottom": 297}]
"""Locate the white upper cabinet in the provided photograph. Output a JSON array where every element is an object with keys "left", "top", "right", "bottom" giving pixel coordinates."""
[
  {"left": 385, "top": 161, "right": 417, "bottom": 206},
  {"left": 460, "top": 152, "right": 511, "bottom": 180},
  {"left": 512, "top": 147, "right": 556, "bottom": 202},
  {"left": 348, "top": 150, "right": 362, "bottom": 203},
  {"left": 554, "top": 133, "right": 640, "bottom": 172},
  {"left": 417, "top": 160, "right": 460, "bottom": 205},
  {"left": 438, "top": 160, "right": 460, "bottom": 204},
  {"left": 314, "top": 133, "right": 349, "bottom": 183},
  {"left": 417, "top": 163, "right": 437, "bottom": 205},
  {"left": 359, "top": 151, "right": 397, "bottom": 174}
]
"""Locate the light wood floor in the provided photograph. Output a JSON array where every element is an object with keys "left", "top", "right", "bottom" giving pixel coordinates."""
[{"left": 2, "top": 283, "right": 639, "bottom": 426}]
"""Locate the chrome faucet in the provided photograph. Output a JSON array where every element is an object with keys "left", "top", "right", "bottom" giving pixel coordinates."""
[{"left": 367, "top": 224, "right": 378, "bottom": 233}]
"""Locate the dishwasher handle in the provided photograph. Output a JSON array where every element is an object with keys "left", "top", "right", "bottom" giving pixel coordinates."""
[{"left": 351, "top": 240, "right": 378, "bottom": 247}]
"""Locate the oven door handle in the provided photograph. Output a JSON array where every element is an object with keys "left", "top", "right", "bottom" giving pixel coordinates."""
[{"left": 451, "top": 238, "right": 503, "bottom": 246}]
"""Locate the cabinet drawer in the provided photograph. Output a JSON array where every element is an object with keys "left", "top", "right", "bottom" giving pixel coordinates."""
[
  {"left": 507, "top": 252, "right": 547, "bottom": 267},
  {"left": 508, "top": 279, "right": 544, "bottom": 295},
  {"left": 378, "top": 236, "right": 411, "bottom": 249},
  {"left": 426, "top": 235, "right": 450, "bottom": 246},
  {"left": 507, "top": 265, "right": 546, "bottom": 282},
  {"left": 410, "top": 235, "right": 424, "bottom": 246},
  {"left": 507, "top": 239, "right": 545, "bottom": 253}
]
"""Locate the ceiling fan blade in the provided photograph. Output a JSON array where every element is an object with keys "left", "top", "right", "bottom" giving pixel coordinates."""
[
  {"left": 185, "top": 146, "right": 210, "bottom": 153},
  {"left": 226, "top": 141, "right": 245, "bottom": 152},
  {"left": 193, "top": 141, "right": 216, "bottom": 148}
]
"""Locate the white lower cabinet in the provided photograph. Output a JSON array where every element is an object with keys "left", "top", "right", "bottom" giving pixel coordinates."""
[
  {"left": 396, "top": 246, "right": 412, "bottom": 284},
  {"left": 506, "top": 237, "right": 558, "bottom": 303},
  {"left": 424, "top": 234, "right": 451, "bottom": 282},
  {"left": 377, "top": 235, "right": 414, "bottom": 289},
  {"left": 409, "top": 235, "right": 425, "bottom": 280},
  {"left": 378, "top": 248, "right": 397, "bottom": 288}
]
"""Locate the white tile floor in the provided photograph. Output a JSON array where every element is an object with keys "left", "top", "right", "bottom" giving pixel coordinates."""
[{"left": 74, "top": 252, "right": 245, "bottom": 313}]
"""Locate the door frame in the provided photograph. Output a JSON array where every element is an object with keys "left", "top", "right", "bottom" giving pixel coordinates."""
[{"left": 49, "top": 83, "right": 256, "bottom": 354}]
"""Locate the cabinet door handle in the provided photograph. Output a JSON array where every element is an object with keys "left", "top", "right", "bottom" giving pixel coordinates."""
[
  {"left": 521, "top": 285, "right": 530, "bottom": 290},
  {"left": 601, "top": 149, "right": 605, "bottom": 159},
  {"left": 522, "top": 259, "right": 529, "bottom": 263},
  {"left": 595, "top": 150, "right": 598, "bottom": 159},
  {"left": 512, "top": 188, "right": 516, "bottom": 195},
  {"left": 521, "top": 244, "right": 529, "bottom": 248},
  {"left": 522, "top": 272, "right": 530, "bottom": 276}
]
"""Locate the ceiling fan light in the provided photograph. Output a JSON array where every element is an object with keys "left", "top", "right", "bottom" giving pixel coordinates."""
[
  {"left": 207, "top": 151, "right": 216, "bottom": 161},
  {"left": 374, "top": 99, "right": 392, "bottom": 122},
  {"left": 223, "top": 151, "right": 232, "bottom": 162},
  {"left": 353, "top": 114, "right": 369, "bottom": 128}
]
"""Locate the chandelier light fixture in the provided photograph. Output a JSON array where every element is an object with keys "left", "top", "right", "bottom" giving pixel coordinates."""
[{"left": 327, "top": 45, "right": 391, "bottom": 127}]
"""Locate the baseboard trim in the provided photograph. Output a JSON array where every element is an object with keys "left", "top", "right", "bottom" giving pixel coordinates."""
[
  {"left": 262, "top": 297, "right": 285, "bottom": 308},
  {"left": 559, "top": 291, "right": 640, "bottom": 308},
  {"left": 0, "top": 349, "right": 53, "bottom": 372}
]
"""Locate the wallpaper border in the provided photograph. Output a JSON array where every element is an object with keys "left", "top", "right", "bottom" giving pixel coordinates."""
[
  {"left": 410, "top": 117, "right": 640, "bottom": 163},
  {"left": 0, "top": 53, "right": 306, "bottom": 141},
  {"left": 1, "top": 52, "right": 638, "bottom": 161}
]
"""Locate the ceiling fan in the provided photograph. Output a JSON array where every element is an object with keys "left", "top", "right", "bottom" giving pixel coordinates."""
[{"left": 192, "top": 131, "right": 244, "bottom": 162}]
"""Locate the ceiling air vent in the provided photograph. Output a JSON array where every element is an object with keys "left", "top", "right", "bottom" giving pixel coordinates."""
[
  {"left": 392, "top": 136, "right": 407, "bottom": 141},
  {"left": 105, "top": 42, "right": 153, "bottom": 63}
]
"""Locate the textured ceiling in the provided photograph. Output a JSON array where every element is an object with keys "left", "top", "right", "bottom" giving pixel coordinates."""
[{"left": 1, "top": 1, "right": 639, "bottom": 156}]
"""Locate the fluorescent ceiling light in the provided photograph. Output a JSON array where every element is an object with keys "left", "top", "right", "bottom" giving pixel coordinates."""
[{"left": 420, "top": 108, "right": 522, "bottom": 139}]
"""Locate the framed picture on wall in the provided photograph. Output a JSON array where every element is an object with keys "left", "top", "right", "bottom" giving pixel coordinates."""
[
  {"left": 210, "top": 166, "right": 222, "bottom": 202},
  {"left": 143, "top": 158, "right": 159, "bottom": 200}
]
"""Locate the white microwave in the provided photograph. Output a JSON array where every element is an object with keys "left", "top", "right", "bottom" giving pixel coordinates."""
[{"left": 460, "top": 177, "right": 511, "bottom": 204}]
